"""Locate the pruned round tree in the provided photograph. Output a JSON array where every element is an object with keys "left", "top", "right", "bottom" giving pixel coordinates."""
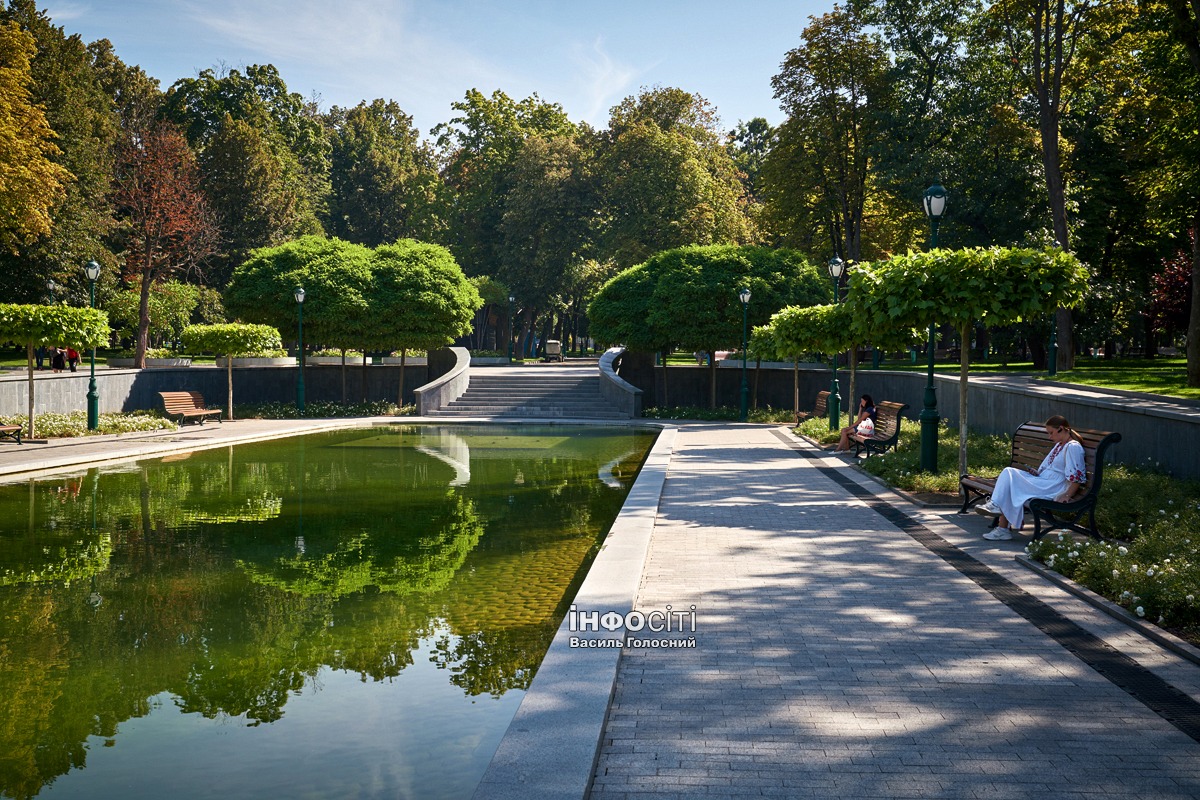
[
  {"left": 0, "top": 303, "right": 110, "bottom": 438},
  {"left": 850, "top": 246, "right": 1089, "bottom": 474},
  {"left": 367, "top": 240, "right": 482, "bottom": 405},
  {"left": 182, "top": 323, "right": 281, "bottom": 420}
]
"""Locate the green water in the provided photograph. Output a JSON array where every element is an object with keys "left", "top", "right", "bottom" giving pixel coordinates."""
[{"left": 0, "top": 424, "right": 655, "bottom": 800}]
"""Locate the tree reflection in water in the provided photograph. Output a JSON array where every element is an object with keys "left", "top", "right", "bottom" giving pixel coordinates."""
[{"left": 0, "top": 424, "right": 654, "bottom": 799}]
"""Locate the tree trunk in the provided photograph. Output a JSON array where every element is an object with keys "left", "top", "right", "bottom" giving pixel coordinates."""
[
  {"left": 26, "top": 342, "right": 35, "bottom": 439},
  {"left": 708, "top": 352, "right": 717, "bottom": 409},
  {"left": 1189, "top": 212, "right": 1200, "bottom": 386},
  {"left": 847, "top": 350, "right": 857, "bottom": 432},
  {"left": 398, "top": 349, "right": 407, "bottom": 408},
  {"left": 660, "top": 351, "right": 670, "bottom": 408},
  {"left": 959, "top": 323, "right": 971, "bottom": 478},
  {"left": 753, "top": 357, "right": 761, "bottom": 411},
  {"left": 226, "top": 358, "right": 235, "bottom": 421},
  {"left": 340, "top": 348, "right": 348, "bottom": 404},
  {"left": 135, "top": 271, "right": 153, "bottom": 369},
  {"left": 793, "top": 358, "right": 799, "bottom": 421},
  {"left": 361, "top": 353, "right": 368, "bottom": 402}
]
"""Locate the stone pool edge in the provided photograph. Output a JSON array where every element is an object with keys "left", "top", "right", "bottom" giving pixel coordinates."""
[{"left": 470, "top": 424, "right": 678, "bottom": 800}]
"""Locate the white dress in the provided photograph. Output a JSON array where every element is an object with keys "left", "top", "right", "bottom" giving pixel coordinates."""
[{"left": 991, "top": 439, "right": 1086, "bottom": 529}]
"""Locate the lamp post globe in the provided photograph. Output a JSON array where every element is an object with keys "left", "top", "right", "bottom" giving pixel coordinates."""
[
  {"left": 826, "top": 256, "right": 844, "bottom": 432},
  {"left": 84, "top": 260, "right": 102, "bottom": 430},
  {"left": 294, "top": 287, "right": 306, "bottom": 414},
  {"left": 919, "top": 182, "right": 948, "bottom": 473},
  {"left": 738, "top": 288, "right": 751, "bottom": 422}
]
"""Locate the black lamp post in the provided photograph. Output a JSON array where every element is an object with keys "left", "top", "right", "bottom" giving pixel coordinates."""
[
  {"left": 508, "top": 295, "right": 515, "bottom": 363},
  {"left": 827, "top": 256, "right": 844, "bottom": 431},
  {"left": 84, "top": 260, "right": 101, "bottom": 430},
  {"left": 920, "top": 182, "right": 948, "bottom": 472},
  {"left": 738, "top": 287, "right": 751, "bottom": 422},
  {"left": 294, "top": 287, "right": 306, "bottom": 413},
  {"left": 46, "top": 279, "right": 56, "bottom": 303}
]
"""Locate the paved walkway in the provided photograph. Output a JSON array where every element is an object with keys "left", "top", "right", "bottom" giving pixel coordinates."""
[{"left": 590, "top": 423, "right": 1200, "bottom": 799}]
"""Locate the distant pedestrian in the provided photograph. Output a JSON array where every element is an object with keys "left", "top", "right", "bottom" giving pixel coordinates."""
[
  {"left": 35, "top": 346, "right": 46, "bottom": 370},
  {"left": 51, "top": 347, "right": 65, "bottom": 373},
  {"left": 66, "top": 347, "right": 80, "bottom": 372}
]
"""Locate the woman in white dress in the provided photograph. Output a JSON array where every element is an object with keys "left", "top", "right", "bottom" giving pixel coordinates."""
[{"left": 978, "top": 415, "right": 1087, "bottom": 540}]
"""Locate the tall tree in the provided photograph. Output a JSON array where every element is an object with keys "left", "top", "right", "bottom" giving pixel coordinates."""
[
  {"left": 433, "top": 88, "right": 576, "bottom": 277},
  {"left": 595, "top": 86, "right": 753, "bottom": 269},
  {"left": 0, "top": 19, "right": 67, "bottom": 253},
  {"left": 326, "top": 99, "right": 442, "bottom": 246},
  {"left": 765, "top": 7, "right": 894, "bottom": 263},
  {"left": 112, "top": 123, "right": 219, "bottom": 367},
  {"left": 988, "top": 0, "right": 1137, "bottom": 370},
  {"left": 0, "top": 1, "right": 113, "bottom": 303},
  {"left": 201, "top": 113, "right": 322, "bottom": 285}
]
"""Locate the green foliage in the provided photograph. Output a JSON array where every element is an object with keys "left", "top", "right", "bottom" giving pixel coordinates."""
[
  {"left": 181, "top": 322, "right": 281, "bottom": 356},
  {"left": 1028, "top": 489, "right": 1200, "bottom": 631},
  {"left": 852, "top": 420, "right": 1013, "bottom": 494},
  {"left": 225, "top": 235, "right": 374, "bottom": 347},
  {"left": 0, "top": 411, "right": 175, "bottom": 438},
  {"left": 851, "top": 246, "right": 1090, "bottom": 331},
  {"left": 235, "top": 400, "right": 414, "bottom": 419},
  {"left": 104, "top": 278, "right": 198, "bottom": 342},
  {"left": 0, "top": 303, "right": 110, "bottom": 349},
  {"left": 642, "top": 405, "right": 798, "bottom": 423},
  {"left": 367, "top": 240, "right": 483, "bottom": 351}
]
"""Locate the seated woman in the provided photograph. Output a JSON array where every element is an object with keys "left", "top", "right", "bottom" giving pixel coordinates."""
[
  {"left": 834, "top": 394, "right": 877, "bottom": 453},
  {"left": 977, "top": 414, "right": 1087, "bottom": 540}
]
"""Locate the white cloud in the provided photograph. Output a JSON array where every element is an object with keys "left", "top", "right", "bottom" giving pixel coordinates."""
[
  {"left": 571, "top": 35, "right": 641, "bottom": 125},
  {"left": 41, "top": 2, "right": 90, "bottom": 22}
]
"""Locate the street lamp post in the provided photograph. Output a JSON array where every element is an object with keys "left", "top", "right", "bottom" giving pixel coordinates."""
[
  {"left": 738, "top": 287, "right": 751, "bottom": 422},
  {"left": 84, "top": 260, "right": 101, "bottom": 430},
  {"left": 508, "top": 295, "right": 515, "bottom": 363},
  {"left": 826, "top": 256, "right": 844, "bottom": 431},
  {"left": 294, "top": 287, "right": 306, "bottom": 414},
  {"left": 920, "top": 182, "right": 948, "bottom": 472}
]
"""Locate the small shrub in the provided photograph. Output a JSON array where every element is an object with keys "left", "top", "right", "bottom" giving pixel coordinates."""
[
  {"left": 312, "top": 349, "right": 364, "bottom": 358},
  {"left": 0, "top": 411, "right": 176, "bottom": 438},
  {"left": 236, "top": 401, "right": 416, "bottom": 419}
]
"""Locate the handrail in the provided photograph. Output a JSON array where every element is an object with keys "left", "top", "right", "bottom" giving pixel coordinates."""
[
  {"left": 414, "top": 347, "right": 470, "bottom": 415},
  {"left": 599, "top": 347, "right": 642, "bottom": 419}
]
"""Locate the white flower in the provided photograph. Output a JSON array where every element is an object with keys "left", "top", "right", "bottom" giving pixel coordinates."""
[
  {"left": 1121, "top": 591, "right": 1131, "bottom": 599},
  {"left": 1187, "top": 595, "right": 1195, "bottom": 603},
  {"left": 1113, "top": 570, "right": 1120, "bottom": 578},
  {"left": 1047, "top": 556, "right": 1056, "bottom": 567},
  {"left": 1136, "top": 606, "right": 1145, "bottom": 617},
  {"left": 1169, "top": 500, "right": 1174, "bottom": 505},
  {"left": 1147, "top": 569, "right": 1155, "bottom": 577},
  {"left": 1119, "top": 546, "right": 1128, "bottom": 555},
  {"left": 1130, "top": 565, "right": 1139, "bottom": 574}
]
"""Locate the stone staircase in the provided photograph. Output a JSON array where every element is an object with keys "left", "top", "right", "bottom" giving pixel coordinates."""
[{"left": 425, "top": 366, "right": 629, "bottom": 419}]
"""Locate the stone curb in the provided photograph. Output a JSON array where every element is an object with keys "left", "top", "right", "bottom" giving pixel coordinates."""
[
  {"left": 471, "top": 424, "right": 677, "bottom": 800},
  {"left": 1015, "top": 553, "right": 1200, "bottom": 668}
]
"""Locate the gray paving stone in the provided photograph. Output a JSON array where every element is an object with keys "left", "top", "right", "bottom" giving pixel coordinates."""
[{"left": 588, "top": 423, "right": 1200, "bottom": 800}]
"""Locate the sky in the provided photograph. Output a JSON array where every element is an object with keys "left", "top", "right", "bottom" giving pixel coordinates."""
[{"left": 42, "top": 0, "right": 831, "bottom": 137}]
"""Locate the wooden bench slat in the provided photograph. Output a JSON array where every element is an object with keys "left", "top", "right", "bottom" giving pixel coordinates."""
[
  {"left": 159, "top": 391, "right": 223, "bottom": 425},
  {"left": 0, "top": 424, "right": 22, "bottom": 445}
]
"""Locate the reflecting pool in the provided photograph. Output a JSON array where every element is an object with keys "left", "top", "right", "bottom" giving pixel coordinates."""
[{"left": 0, "top": 424, "right": 656, "bottom": 800}]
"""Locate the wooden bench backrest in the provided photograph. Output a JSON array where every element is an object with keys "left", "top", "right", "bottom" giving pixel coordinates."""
[
  {"left": 159, "top": 391, "right": 211, "bottom": 414},
  {"left": 873, "top": 401, "right": 906, "bottom": 438},
  {"left": 1011, "top": 421, "right": 1121, "bottom": 493},
  {"left": 813, "top": 390, "right": 830, "bottom": 416}
]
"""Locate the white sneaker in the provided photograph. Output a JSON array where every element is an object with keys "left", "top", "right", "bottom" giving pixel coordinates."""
[
  {"left": 974, "top": 501, "right": 999, "bottom": 516},
  {"left": 983, "top": 528, "right": 1013, "bottom": 541}
]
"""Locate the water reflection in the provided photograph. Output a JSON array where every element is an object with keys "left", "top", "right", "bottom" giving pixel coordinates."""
[{"left": 0, "top": 424, "right": 654, "bottom": 800}]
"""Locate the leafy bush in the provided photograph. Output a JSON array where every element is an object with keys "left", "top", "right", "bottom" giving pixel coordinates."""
[
  {"left": 0, "top": 411, "right": 176, "bottom": 438},
  {"left": 236, "top": 401, "right": 416, "bottom": 419},
  {"left": 469, "top": 349, "right": 505, "bottom": 358},
  {"left": 642, "top": 405, "right": 797, "bottom": 423},
  {"left": 389, "top": 349, "right": 427, "bottom": 357},
  {"left": 313, "top": 349, "right": 364, "bottom": 358}
]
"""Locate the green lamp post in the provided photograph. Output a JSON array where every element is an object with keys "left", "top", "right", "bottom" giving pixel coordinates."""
[
  {"left": 738, "top": 287, "right": 750, "bottom": 422},
  {"left": 826, "top": 256, "right": 844, "bottom": 431},
  {"left": 294, "top": 286, "right": 306, "bottom": 414},
  {"left": 920, "top": 182, "right": 948, "bottom": 473},
  {"left": 84, "top": 260, "right": 101, "bottom": 430}
]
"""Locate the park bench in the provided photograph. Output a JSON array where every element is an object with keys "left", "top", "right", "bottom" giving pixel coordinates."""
[
  {"left": 850, "top": 401, "right": 908, "bottom": 458},
  {"left": 0, "top": 424, "right": 22, "bottom": 444},
  {"left": 159, "top": 391, "right": 223, "bottom": 425},
  {"left": 959, "top": 422, "right": 1122, "bottom": 540},
  {"left": 795, "top": 390, "right": 832, "bottom": 424}
]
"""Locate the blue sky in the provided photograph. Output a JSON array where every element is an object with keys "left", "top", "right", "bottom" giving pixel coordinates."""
[{"left": 43, "top": 0, "right": 830, "bottom": 137}]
